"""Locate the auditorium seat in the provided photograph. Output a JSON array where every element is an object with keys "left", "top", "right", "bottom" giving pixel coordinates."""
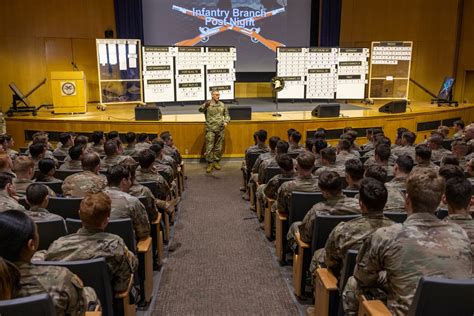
[
  {"left": 36, "top": 219, "right": 67, "bottom": 250},
  {"left": 36, "top": 181, "right": 63, "bottom": 195},
  {"left": 342, "top": 189, "right": 359, "bottom": 198},
  {"left": 256, "top": 167, "right": 281, "bottom": 220},
  {"left": 47, "top": 196, "right": 82, "bottom": 219},
  {"left": 264, "top": 178, "right": 294, "bottom": 240},
  {"left": 0, "top": 294, "right": 55, "bottom": 316},
  {"left": 243, "top": 152, "right": 261, "bottom": 186},
  {"left": 52, "top": 154, "right": 66, "bottom": 162},
  {"left": 383, "top": 211, "right": 407, "bottom": 223},
  {"left": 54, "top": 169, "right": 82, "bottom": 181}
]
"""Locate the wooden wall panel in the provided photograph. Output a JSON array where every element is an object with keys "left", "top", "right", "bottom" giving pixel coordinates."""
[{"left": 456, "top": 0, "right": 474, "bottom": 102}]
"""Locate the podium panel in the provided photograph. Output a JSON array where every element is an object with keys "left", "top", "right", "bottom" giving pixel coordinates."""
[{"left": 51, "top": 71, "right": 87, "bottom": 114}]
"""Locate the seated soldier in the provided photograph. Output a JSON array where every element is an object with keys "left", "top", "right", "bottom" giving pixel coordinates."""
[
  {"left": 28, "top": 142, "right": 47, "bottom": 169},
  {"left": 437, "top": 125, "right": 450, "bottom": 138},
  {"left": 40, "top": 192, "right": 139, "bottom": 294},
  {"left": 62, "top": 153, "right": 107, "bottom": 197},
  {"left": 53, "top": 132, "right": 73, "bottom": 156},
  {"left": 441, "top": 153, "right": 460, "bottom": 167},
  {"left": 59, "top": 144, "right": 83, "bottom": 170},
  {"left": 0, "top": 172, "right": 25, "bottom": 211},
  {"left": 135, "top": 149, "right": 171, "bottom": 201},
  {"left": 342, "top": 169, "right": 472, "bottom": 315},
  {"left": 135, "top": 133, "right": 151, "bottom": 151},
  {"left": 0, "top": 153, "right": 16, "bottom": 177},
  {"left": 287, "top": 171, "right": 360, "bottom": 248},
  {"left": 392, "top": 131, "right": 417, "bottom": 160},
  {"left": 305, "top": 137, "right": 316, "bottom": 153},
  {"left": 107, "top": 130, "right": 120, "bottom": 141},
  {"left": 286, "top": 128, "right": 296, "bottom": 142},
  {"left": 0, "top": 210, "right": 99, "bottom": 315},
  {"left": 13, "top": 156, "right": 55, "bottom": 197},
  {"left": 288, "top": 131, "right": 305, "bottom": 155},
  {"left": 310, "top": 178, "right": 394, "bottom": 277},
  {"left": 149, "top": 143, "right": 175, "bottom": 185},
  {"left": 101, "top": 139, "right": 135, "bottom": 170},
  {"left": 428, "top": 133, "right": 451, "bottom": 162},
  {"left": 365, "top": 165, "right": 405, "bottom": 212},
  {"left": 453, "top": 119, "right": 465, "bottom": 139},
  {"left": 255, "top": 154, "right": 295, "bottom": 221},
  {"left": 242, "top": 129, "right": 269, "bottom": 175},
  {"left": 251, "top": 136, "right": 280, "bottom": 176},
  {"left": 412, "top": 144, "right": 438, "bottom": 174},
  {"left": 35, "top": 158, "right": 61, "bottom": 183},
  {"left": 360, "top": 128, "right": 375, "bottom": 151},
  {"left": 313, "top": 138, "right": 328, "bottom": 168},
  {"left": 466, "top": 158, "right": 474, "bottom": 185},
  {"left": 373, "top": 144, "right": 394, "bottom": 176},
  {"left": 314, "top": 147, "right": 345, "bottom": 177},
  {"left": 343, "top": 128, "right": 361, "bottom": 152},
  {"left": 26, "top": 132, "right": 54, "bottom": 153},
  {"left": 4, "top": 134, "right": 18, "bottom": 160},
  {"left": 151, "top": 139, "right": 178, "bottom": 176},
  {"left": 104, "top": 164, "right": 150, "bottom": 240},
  {"left": 335, "top": 138, "right": 359, "bottom": 167},
  {"left": 363, "top": 135, "right": 396, "bottom": 168},
  {"left": 90, "top": 131, "right": 105, "bottom": 155},
  {"left": 451, "top": 140, "right": 469, "bottom": 169},
  {"left": 24, "top": 183, "right": 63, "bottom": 222},
  {"left": 344, "top": 159, "right": 364, "bottom": 190},
  {"left": 393, "top": 127, "right": 408, "bottom": 149},
  {"left": 385, "top": 154, "right": 413, "bottom": 191},
  {"left": 160, "top": 131, "right": 183, "bottom": 164},
  {"left": 123, "top": 132, "right": 138, "bottom": 157}
]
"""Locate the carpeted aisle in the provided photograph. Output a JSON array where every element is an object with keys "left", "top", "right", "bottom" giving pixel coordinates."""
[{"left": 153, "top": 161, "right": 300, "bottom": 315}]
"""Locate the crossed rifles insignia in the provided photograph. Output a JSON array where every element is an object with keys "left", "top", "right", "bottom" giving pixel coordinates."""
[{"left": 172, "top": 5, "right": 286, "bottom": 52}]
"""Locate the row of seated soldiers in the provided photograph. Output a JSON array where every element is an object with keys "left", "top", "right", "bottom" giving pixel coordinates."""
[
  {"left": 0, "top": 129, "right": 184, "bottom": 315},
  {"left": 241, "top": 125, "right": 473, "bottom": 315}
]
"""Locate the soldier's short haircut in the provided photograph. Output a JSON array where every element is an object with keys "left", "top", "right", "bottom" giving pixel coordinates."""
[
  {"left": 439, "top": 164, "right": 465, "bottom": 181},
  {"left": 160, "top": 131, "right": 172, "bottom": 142},
  {"left": 359, "top": 177, "right": 387, "bottom": 212},
  {"left": 26, "top": 183, "right": 49, "bottom": 206},
  {"left": 314, "top": 130, "right": 326, "bottom": 140},
  {"left": 104, "top": 140, "right": 119, "bottom": 156},
  {"left": 152, "top": 137, "right": 165, "bottom": 146},
  {"left": 276, "top": 140, "right": 289, "bottom": 154},
  {"left": 451, "top": 140, "right": 469, "bottom": 155},
  {"left": 256, "top": 129, "right": 268, "bottom": 142},
  {"left": 415, "top": 144, "right": 431, "bottom": 161},
  {"left": 445, "top": 177, "right": 471, "bottom": 210},
  {"left": 305, "top": 138, "right": 316, "bottom": 151},
  {"left": 402, "top": 131, "right": 416, "bottom": 145},
  {"left": 454, "top": 120, "right": 465, "bottom": 129},
  {"left": 0, "top": 173, "right": 13, "bottom": 190},
  {"left": 321, "top": 147, "right": 337, "bottom": 164},
  {"left": 0, "top": 210, "right": 36, "bottom": 262},
  {"left": 375, "top": 144, "right": 391, "bottom": 162},
  {"left": 338, "top": 138, "right": 351, "bottom": 151},
  {"left": 365, "top": 165, "right": 388, "bottom": 183},
  {"left": 396, "top": 127, "right": 409, "bottom": 139},
  {"left": 291, "top": 131, "right": 302, "bottom": 143},
  {"left": 74, "top": 135, "right": 89, "bottom": 147},
  {"left": 59, "top": 132, "right": 72, "bottom": 145},
  {"left": 137, "top": 133, "right": 149, "bottom": 142},
  {"left": 395, "top": 154, "right": 414, "bottom": 174},
  {"left": 13, "top": 156, "right": 34, "bottom": 173},
  {"left": 80, "top": 192, "right": 112, "bottom": 229},
  {"left": 441, "top": 154, "right": 460, "bottom": 166},
  {"left": 345, "top": 159, "right": 364, "bottom": 181},
  {"left": 106, "top": 164, "right": 130, "bottom": 187},
  {"left": 125, "top": 132, "right": 136, "bottom": 144},
  {"left": 429, "top": 134, "right": 443, "bottom": 146},
  {"left": 372, "top": 128, "right": 384, "bottom": 137},
  {"left": 0, "top": 154, "right": 11, "bottom": 170},
  {"left": 29, "top": 143, "right": 45, "bottom": 159},
  {"left": 437, "top": 125, "right": 450, "bottom": 138},
  {"left": 69, "top": 144, "right": 83, "bottom": 161},
  {"left": 407, "top": 168, "right": 445, "bottom": 213},
  {"left": 276, "top": 153, "right": 293, "bottom": 172},
  {"left": 346, "top": 130, "right": 358, "bottom": 142},
  {"left": 138, "top": 149, "right": 156, "bottom": 169},
  {"left": 107, "top": 131, "right": 119, "bottom": 140},
  {"left": 269, "top": 136, "right": 280, "bottom": 151},
  {"left": 314, "top": 139, "right": 328, "bottom": 154},
  {"left": 374, "top": 135, "right": 391, "bottom": 147},
  {"left": 318, "top": 171, "right": 343, "bottom": 194},
  {"left": 296, "top": 152, "right": 316, "bottom": 171},
  {"left": 149, "top": 143, "right": 163, "bottom": 155},
  {"left": 91, "top": 131, "right": 104, "bottom": 144},
  {"left": 81, "top": 153, "right": 101, "bottom": 171},
  {"left": 37, "top": 158, "right": 55, "bottom": 176},
  {"left": 287, "top": 128, "right": 296, "bottom": 138}
]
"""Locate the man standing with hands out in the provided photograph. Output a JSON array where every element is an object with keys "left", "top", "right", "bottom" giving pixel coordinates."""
[{"left": 199, "top": 90, "right": 231, "bottom": 173}]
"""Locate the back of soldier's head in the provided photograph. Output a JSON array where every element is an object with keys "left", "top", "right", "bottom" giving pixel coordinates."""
[
  {"left": 454, "top": 120, "right": 465, "bottom": 130},
  {"left": 137, "top": 133, "right": 149, "bottom": 143},
  {"left": 106, "top": 164, "right": 130, "bottom": 187},
  {"left": 149, "top": 143, "right": 163, "bottom": 156},
  {"left": 107, "top": 131, "right": 119, "bottom": 141},
  {"left": 374, "top": 135, "right": 391, "bottom": 147},
  {"left": 395, "top": 154, "right": 414, "bottom": 174},
  {"left": 160, "top": 131, "right": 172, "bottom": 143},
  {"left": 287, "top": 128, "right": 296, "bottom": 139},
  {"left": 69, "top": 144, "right": 83, "bottom": 161},
  {"left": 318, "top": 171, "right": 342, "bottom": 195},
  {"left": 0, "top": 210, "right": 35, "bottom": 262},
  {"left": 314, "top": 139, "right": 328, "bottom": 154},
  {"left": 26, "top": 183, "right": 49, "bottom": 207},
  {"left": 375, "top": 144, "right": 391, "bottom": 162},
  {"left": 138, "top": 149, "right": 156, "bottom": 169},
  {"left": 0, "top": 154, "right": 12, "bottom": 171},
  {"left": 305, "top": 138, "right": 316, "bottom": 151},
  {"left": 296, "top": 152, "right": 315, "bottom": 171},
  {"left": 276, "top": 154, "right": 293, "bottom": 172},
  {"left": 256, "top": 129, "right": 268, "bottom": 143},
  {"left": 74, "top": 135, "right": 89, "bottom": 147},
  {"left": 104, "top": 140, "right": 119, "bottom": 156},
  {"left": 345, "top": 159, "right": 364, "bottom": 181},
  {"left": 365, "top": 165, "right": 387, "bottom": 183},
  {"left": 338, "top": 138, "right": 351, "bottom": 152},
  {"left": 38, "top": 158, "right": 55, "bottom": 175},
  {"left": 276, "top": 140, "right": 289, "bottom": 154},
  {"left": 290, "top": 131, "right": 302, "bottom": 144},
  {"left": 428, "top": 134, "right": 443, "bottom": 147},
  {"left": 91, "top": 131, "right": 104, "bottom": 145},
  {"left": 415, "top": 144, "right": 431, "bottom": 161},
  {"left": 407, "top": 169, "right": 445, "bottom": 213},
  {"left": 29, "top": 143, "right": 45, "bottom": 159},
  {"left": 59, "top": 132, "right": 72, "bottom": 146},
  {"left": 268, "top": 136, "right": 280, "bottom": 151},
  {"left": 452, "top": 140, "right": 469, "bottom": 156},
  {"left": 80, "top": 192, "right": 112, "bottom": 229},
  {"left": 441, "top": 154, "right": 460, "bottom": 166},
  {"left": 439, "top": 164, "right": 465, "bottom": 181},
  {"left": 402, "top": 131, "right": 416, "bottom": 145},
  {"left": 314, "top": 130, "right": 326, "bottom": 140},
  {"left": 125, "top": 132, "right": 136, "bottom": 144},
  {"left": 152, "top": 138, "right": 165, "bottom": 147},
  {"left": 437, "top": 125, "right": 450, "bottom": 138},
  {"left": 321, "top": 147, "right": 336, "bottom": 164},
  {"left": 13, "top": 156, "right": 34, "bottom": 174},
  {"left": 81, "top": 153, "right": 101, "bottom": 171},
  {"left": 445, "top": 177, "right": 471, "bottom": 211},
  {"left": 359, "top": 178, "right": 387, "bottom": 213}
]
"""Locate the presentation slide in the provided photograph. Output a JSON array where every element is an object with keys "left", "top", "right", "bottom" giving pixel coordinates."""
[{"left": 143, "top": 0, "right": 312, "bottom": 72}]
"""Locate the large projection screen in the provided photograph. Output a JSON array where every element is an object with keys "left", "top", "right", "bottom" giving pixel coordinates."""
[{"left": 143, "top": 0, "right": 312, "bottom": 72}]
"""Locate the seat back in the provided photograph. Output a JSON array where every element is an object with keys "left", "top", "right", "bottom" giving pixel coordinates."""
[
  {"left": 278, "top": 177, "right": 294, "bottom": 187},
  {"left": 247, "top": 152, "right": 261, "bottom": 172},
  {"left": 47, "top": 197, "right": 83, "bottom": 219},
  {"left": 36, "top": 219, "right": 67, "bottom": 250},
  {"left": 442, "top": 138, "right": 454, "bottom": 150},
  {"left": 383, "top": 211, "right": 407, "bottom": 223},
  {"left": 342, "top": 189, "right": 359, "bottom": 198},
  {"left": 338, "top": 249, "right": 358, "bottom": 293},
  {"left": 66, "top": 218, "right": 82, "bottom": 234},
  {"left": 139, "top": 181, "right": 160, "bottom": 198},
  {"left": 35, "top": 258, "right": 114, "bottom": 316},
  {"left": 436, "top": 208, "right": 449, "bottom": 220},
  {"left": 264, "top": 167, "right": 281, "bottom": 183},
  {"left": 0, "top": 293, "right": 56, "bottom": 316},
  {"left": 408, "top": 276, "right": 474, "bottom": 316},
  {"left": 289, "top": 191, "right": 325, "bottom": 225},
  {"left": 53, "top": 154, "right": 66, "bottom": 162},
  {"left": 137, "top": 196, "right": 147, "bottom": 207},
  {"left": 54, "top": 170, "right": 81, "bottom": 181},
  {"left": 36, "top": 181, "right": 63, "bottom": 195},
  {"left": 311, "top": 214, "right": 360, "bottom": 254}
]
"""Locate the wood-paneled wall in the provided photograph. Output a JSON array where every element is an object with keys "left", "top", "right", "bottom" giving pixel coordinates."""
[
  {"left": 456, "top": 0, "right": 474, "bottom": 103},
  {"left": 0, "top": 0, "right": 115, "bottom": 112}
]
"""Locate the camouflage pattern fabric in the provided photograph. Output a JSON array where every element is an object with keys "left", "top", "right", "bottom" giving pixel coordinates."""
[
  {"left": 199, "top": 100, "right": 230, "bottom": 163},
  {"left": 14, "top": 178, "right": 56, "bottom": 197},
  {"left": 129, "top": 182, "right": 159, "bottom": 222},
  {"left": 385, "top": 176, "right": 407, "bottom": 191},
  {"left": 62, "top": 171, "right": 107, "bottom": 197},
  {"left": 445, "top": 214, "right": 474, "bottom": 274},
  {"left": 313, "top": 164, "right": 345, "bottom": 177},
  {"left": 25, "top": 206, "right": 64, "bottom": 223},
  {"left": 431, "top": 148, "right": 451, "bottom": 162},
  {"left": 89, "top": 143, "right": 105, "bottom": 156},
  {"left": 59, "top": 159, "right": 82, "bottom": 170},
  {"left": 244, "top": 144, "right": 269, "bottom": 170},
  {"left": 391, "top": 145, "right": 416, "bottom": 160},
  {"left": 288, "top": 144, "right": 305, "bottom": 156},
  {"left": 335, "top": 151, "right": 359, "bottom": 167},
  {"left": 53, "top": 146, "right": 70, "bottom": 157},
  {"left": 411, "top": 161, "right": 440, "bottom": 173},
  {"left": 151, "top": 162, "right": 174, "bottom": 185},
  {"left": 251, "top": 151, "right": 274, "bottom": 174},
  {"left": 123, "top": 144, "right": 138, "bottom": 157},
  {"left": 274, "top": 174, "right": 320, "bottom": 214},
  {"left": 135, "top": 167, "right": 171, "bottom": 199},
  {"left": 163, "top": 144, "right": 182, "bottom": 164},
  {"left": 0, "top": 190, "right": 25, "bottom": 212},
  {"left": 101, "top": 155, "right": 135, "bottom": 170}
]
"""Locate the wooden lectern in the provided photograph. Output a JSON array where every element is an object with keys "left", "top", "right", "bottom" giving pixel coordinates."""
[{"left": 51, "top": 71, "right": 86, "bottom": 114}]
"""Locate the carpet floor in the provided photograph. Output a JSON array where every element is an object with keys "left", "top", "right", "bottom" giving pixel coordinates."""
[{"left": 152, "top": 161, "right": 300, "bottom": 315}]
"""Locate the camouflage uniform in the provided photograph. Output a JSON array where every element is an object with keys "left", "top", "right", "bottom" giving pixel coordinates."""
[
  {"left": 273, "top": 174, "right": 320, "bottom": 214},
  {"left": 151, "top": 161, "right": 174, "bottom": 185},
  {"left": 361, "top": 141, "right": 374, "bottom": 151},
  {"left": 13, "top": 178, "right": 56, "bottom": 197},
  {"left": 53, "top": 146, "right": 70, "bottom": 157},
  {"left": 135, "top": 142, "right": 151, "bottom": 152},
  {"left": 25, "top": 206, "right": 64, "bottom": 222},
  {"left": 0, "top": 190, "right": 25, "bottom": 211},
  {"left": 243, "top": 143, "right": 269, "bottom": 171},
  {"left": 363, "top": 155, "right": 397, "bottom": 169},
  {"left": 101, "top": 155, "right": 135, "bottom": 170},
  {"left": 431, "top": 148, "right": 451, "bottom": 162},
  {"left": 89, "top": 143, "right": 105, "bottom": 156},
  {"left": 251, "top": 151, "right": 275, "bottom": 174},
  {"left": 411, "top": 161, "right": 440, "bottom": 173},
  {"left": 343, "top": 213, "right": 472, "bottom": 315},
  {"left": 59, "top": 159, "right": 82, "bottom": 170},
  {"left": 42, "top": 227, "right": 138, "bottom": 293},
  {"left": 287, "top": 195, "right": 360, "bottom": 246},
  {"left": 6, "top": 148, "right": 19, "bottom": 161},
  {"left": 314, "top": 153, "right": 323, "bottom": 168},
  {"left": 163, "top": 144, "right": 182, "bottom": 164},
  {"left": 392, "top": 145, "right": 416, "bottom": 160},
  {"left": 445, "top": 214, "right": 474, "bottom": 273},
  {"left": 256, "top": 171, "right": 295, "bottom": 217},
  {"left": 156, "top": 155, "right": 178, "bottom": 177},
  {"left": 62, "top": 171, "right": 107, "bottom": 197},
  {"left": 257, "top": 156, "right": 279, "bottom": 184},
  {"left": 123, "top": 144, "right": 138, "bottom": 157},
  {"left": 135, "top": 167, "right": 171, "bottom": 200},
  {"left": 335, "top": 151, "right": 359, "bottom": 167},
  {"left": 288, "top": 144, "right": 305, "bottom": 156},
  {"left": 15, "top": 261, "right": 99, "bottom": 316},
  {"left": 310, "top": 213, "right": 394, "bottom": 277},
  {"left": 104, "top": 186, "right": 150, "bottom": 239},
  {"left": 129, "top": 182, "right": 159, "bottom": 222},
  {"left": 454, "top": 131, "right": 463, "bottom": 139},
  {"left": 385, "top": 175, "right": 407, "bottom": 191},
  {"left": 199, "top": 99, "right": 231, "bottom": 163},
  {"left": 35, "top": 175, "right": 61, "bottom": 183},
  {"left": 313, "top": 164, "right": 345, "bottom": 177}
]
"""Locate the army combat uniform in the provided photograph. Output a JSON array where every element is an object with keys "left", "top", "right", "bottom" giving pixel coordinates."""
[
  {"left": 273, "top": 174, "right": 320, "bottom": 215},
  {"left": 59, "top": 159, "right": 82, "bottom": 170},
  {"left": 25, "top": 206, "right": 64, "bottom": 223},
  {"left": 199, "top": 99, "right": 230, "bottom": 163},
  {"left": 62, "top": 171, "right": 107, "bottom": 197},
  {"left": 343, "top": 213, "right": 472, "bottom": 315},
  {"left": 0, "top": 190, "right": 26, "bottom": 212},
  {"left": 445, "top": 214, "right": 474, "bottom": 274},
  {"left": 101, "top": 155, "right": 135, "bottom": 170}
]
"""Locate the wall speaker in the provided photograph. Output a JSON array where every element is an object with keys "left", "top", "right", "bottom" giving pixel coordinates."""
[
  {"left": 135, "top": 105, "right": 162, "bottom": 121},
  {"left": 378, "top": 100, "right": 407, "bottom": 113},
  {"left": 311, "top": 103, "right": 340, "bottom": 118},
  {"left": 228, "top": 106, "right": 251, "bottom": 120}
]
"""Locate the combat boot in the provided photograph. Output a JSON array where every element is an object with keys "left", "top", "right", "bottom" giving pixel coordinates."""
[
  {"left": 213, "top": 161, "right": 221, "bottom": 170},
  {"left": 206, "top": 163, "right": 213, "bottom": 173}
]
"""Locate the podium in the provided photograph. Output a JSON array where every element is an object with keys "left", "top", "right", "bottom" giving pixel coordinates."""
[{"left": 51, "top": 71, "right": 87, "bottom": 114}]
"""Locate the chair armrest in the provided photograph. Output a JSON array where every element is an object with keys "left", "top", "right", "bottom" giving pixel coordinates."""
[
  {"left": 137, "top": 237, "right": 152, "bottom": 253},
  {"left": 358, "top": 296, "right": 391, "bottom": 316},
  {"left": 295, "top": 232, "right": 310, "bottom": 249},
  {"left": 277, "top": 212, "right": 288, "bottom": 221},
  {"left": 85, "top": 312, "right": 101, "bottom": 316},
  {"left": 151, "top": 213, "right": 162, "bottom": 225},
  {"left": 315, "top": 268, "right": 337, "bottom": 290},
  {"left": 115, "top": 273, "right": 134, "bottom": 298},
  {"left": 266, "top": 198, "right": 275, "bottom": 203}
]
